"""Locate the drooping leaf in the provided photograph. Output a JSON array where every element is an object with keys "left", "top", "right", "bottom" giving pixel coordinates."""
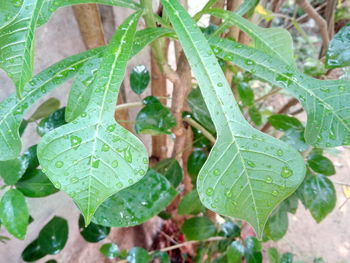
[
  {"left": 22, "top": 239, "right": 47, "bottom": 262},
  {"left": 38, "top": 216, "right": 68, "bottom": 255},
  {"left": 65, "top": 28, "right": 173, "bottom": 122},
  {"left": 178, "top": 190, "right": 206, "bottom": 215},
  {"left": 127, "top": 247, "right": 151, "bottom": 263},
  {"left": 16, "top": 169, "right": 59, "bottom": 198},
  {"left": 298, "top": 173, "right": 336, "bottom": 223},
  {"left": 135, "top": 96, "right": 176, "bottom": 135},
  {"left": 37, "top": 107, "right": 66, "bottom": 137},
  {"left": 264, "top": 203, "right": 289, "bottom": 241},
  {"left": 0, "top": 189, "right": 29, "bottom": 239},
  {"left": 181, "top": 216, "right": 217, "bottom": 241},
  {"left": 268, "top": 115, "right": 304, "bottom": 132},
  {"left": 207, "top": 8, "right": 295, "bottom": 66},
  {"left": 28, "top": 98, "right": 60, "bottom": 122},
  {"left": 307, "top": 154, "right": 335, "bottom": 176},
  {"left": 0, "top": 47, "right": 101, "bottom": 161},
  {"left": 93, "top": 169, "right": 177, "bottom": 227},
  {"left": 162, "top": 0, "right": 305, "bottom": 238},
  {"left": 326, "top": 24, "right": 350, "bottom": 69},
  {"left": 79, "top": 214, "right": 110, "bottom": 243},
  {"left": 153, "top": 158, "right": 183, "bottom": 188},
  {"left": 210, "top": 37, "right": 350, "bottom": 147},
  {"left": 38, "top": 12, "right": 149, "bottom": 224},
  {"left": 100, "top": 243, "right": 119, "bottom": 259},
  {"left": 130, "top": 65, "right": 150, "bottom": 94}
]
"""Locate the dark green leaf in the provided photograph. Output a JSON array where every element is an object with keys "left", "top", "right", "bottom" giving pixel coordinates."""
[
  {"left": 130, "top": 65, "right": 150, "bottom": 94},
  {"left": 307, "top": 154, "right": 336, "bottom": 176},
  {"left": 264, "top": 204, "right": 288, "bottom": 241},
  {"left": 100, "top": 243, "right": 119, "bottom": 259},
  {"left": 221, "top": 221, "right": 241, "bottom": 238},
  {"left": 154, "top": 158, "right": 183, "bottom": 188},
  {"left": 135, "top": 96, "right": 176, "bottom": 135},
  {"left": 191, "top": 125, "right": 212, "bottom": 148},
  {"left": 227, "top": 241, "right": 244, "bottom": 263},
  {"left": 152, "top": 251, "right": 170, "bottom": 263},
  {"left": 304, "top": 58, "right": 326, "bottom": 77},
  {"left": 16, "top": 169, "right": 59, "bottom": 198},
  {"left": 326, "top": 24, "right": 350, "bottom": 68},
  {"left": 178, "top": 190, "right": 206, "bottom": 215},
  {"left": 237, "top": 82, "right": 254, "bottom": 106},
  {"left": 244, "top": 236, "right": 262, "bottom": 263},
  {"left": 280, "top": 252, "right": 294, "bottom": 263},
  {"left": 37, "top": 108, "right": 66, "bottom": 137},
  {"left": 28, "top": 98, "right": 60, "bottom": 122},
  {"left": 268, "top": 115, "right": 304, "bottom": 131},
  {"left": 187, "top": 150, "right": 208, "bottom": 184},
  {"left": 22, "top": 239, "right": 47, "bottom": 262},
  {"left": 267, "top": 248, "right": 279, "bottom": 263},
  {"left": 181, "top": 216, "right": 216, "bottom": 241},
  {"left": 248, "top": 106, "right": 262, "bottom": 126},
  {"left": 93, "top": 169, "right": 177, "bottom": 227},
  {"left": 0, "top": 189, "right": 29, "bottom": 239},
  {"left": 127, "top": 247, "right": 151, "bottom": 263},
  {"left": 298, "top": 174, "right": 336, "bottom": 222},
  {"left": 45, "top": 260, "right": 58, "bottom": 263},
  {"left": 38, "top": 216, "right": 68, "bottom": 254},
  {"left": 283, "top": 193, "right": 299, "bottom": 214},
  {"left": 79, "top": 215, "right": 110, "bottom": 243},
  {"left": 19, "top": 120, "right": 28, "bottom": 136},
  {"left": 281, "top": 128, "right": 309, "bottom": 153}
]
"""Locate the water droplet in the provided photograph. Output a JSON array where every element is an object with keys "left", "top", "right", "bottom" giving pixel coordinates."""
[
  {"left": 338, "top": 85, "right": 345, "bottom": 92},
  {"left": 55, "top": 161, "right": 64, "bottom": 168},
  {"left": 81, "top": 112, "right": 87, "bottom": 117},
  {"left": 213, "top": 169, "right": 220, "bottom": 176},
  {"left": 247, "top": 160, "right": 256, "bottom": 167},
  {"left": 70, "top": 177, "right": 78, "bottom": 183},
  {"left": 70, "top": 135, "right": 82, "bottom": 149},
  {"left": 281, "top": 166, "right": 293, "bottom": 178},
  {"left": 124, "top": 146, "right": 132, "bottom": 163},
  {"left": 245, "top": 59, "right": 255, "bottom": 66},
  {"left": 329, "top": 127, "right": 336, "bottom": 140},
  {"left": 128, "top": 179, "right": 134, "bottom": 184},
  {"left": 92, "top": 159, "right": 100, "bottom": 168},
  {"left": 111, "top": 160, "right": 118, "bottom": 168},
  {"left": 143, "top": 157, "right": 148, "bottom": 164},
  {"left": 102, "top": 144, "right": 110, "bottom": 152},
  {"left": 272, "top": 190, "right": 278, "bottom": 196},
  {"left": 116, "top": 182, "right": 123, "bottom": 188},
  {"left": 138, "top": 169, "right": 146, "bottom": 175},
  {"left": 224, "top": 54, "right": 233, "bottom": 61},
  {"left": 276, "top": 149, "right": 284, "bottom": 156},
  {"left": 54, "top": 182, "right": 61, "bottom": 189},
  {"left": 298, "top": 95, "right": 306, "bottom": 102},
  {"left": 320, "top": 87, "right": 330, "bottom": 93},
  {"left": 217, "top": 82, "right": 223, "bottom": 87},
  {"left": 224, "top": 189, "right": 232, "bottom": 198},
  {"left": 265, "top": 176, "right": 272, "bottom": 184},
  {"left": 206, "top": 187, "right": 214, "bottom": 196}
]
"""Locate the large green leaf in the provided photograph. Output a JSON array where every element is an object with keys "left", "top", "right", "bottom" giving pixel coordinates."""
[
  {"left": 0, "top": 48, "right": 101, "bottom": 161},
  {"left": 93, "top": 169, "right": 177, "bottom": 227},
  {"left": 65, "top": 28, "right": 173, "bottom": 122},
  {"left": 162, "top": 0, "right": 305, "bottom": 238},
  {"left": 38, "top": 12, "right": 148, "bottom": 224},
  {"left": 210, "top": 37, "right": 350, "bottom": 147},
  {"left": 0, "top": 189, "right": 29, "bottom": 239},
  {"left": 207, "top": 8, "right": 295, "bottom": 66}
]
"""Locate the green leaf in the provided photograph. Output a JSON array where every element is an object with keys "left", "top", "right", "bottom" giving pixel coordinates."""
[
  {"left": 38, "top": 12, "right": 148, "bottom": 224},
  {"left": 280, "top": 252, "right": 294, "bottom": 263},
  {"left": 235, "top": 0, "right": 259, "bottom": 16},
  {"left": 93, "top": 169, "right": 177, "bottom": 227},
  {"left": 0, "top": 189, "right": 29, "bottom": 239},
  {"left": 152, "top": 251, "right": 170, "bottom": 263},
  {"left": 127, "top": 247, "right": 151, "bottom": 263},
  {"left": 281, "top": 129, "right": 309, "bottom": 153},
  {"left": 65, "top": 28, "right": 173, "bottom": 122},
  {"left": 135, "top": 96, "right": 176, "bottom": 135},
  {"left": 298, "top": 174, "right": 336, "bottom": 223},
  {"left": 326, "top": 24, "right": 350, "bottom": 68},
  {"left": 307, "top": 154, "right": 335, "bottom": 176},
  {"left": 37, "top": 107, "right": 66, "bottom": 137},
  {"left": 187, "top": 87, "right": 215, "bottom": 133},
  {"left": 221, "top": 221, "right": 241, "bottom": 238},
  {"left": 237, "top": 82, "right": 254, "bottom": 106},
  {"left": 38, "top": 216, "right": 68, "bottom": 255},
  {"left": 178, "top": 190, "right": 206, "bottom": 215},
  {"left": 181, "top": 216, "right": 217, "bottom": 241},
  {"left": 162, "top": 0, "right": 305, "bottom": 239},
  {"left": 248, "top": 106, "right": 262, "bottom": 126},
  {"left": 267, "top": 248, "right": 280, "bottom": 263},
  {"left": 153, "top": 158, "right": 183, "bottom": 188},
  {"left": 16, "top": 169, "right": 59, "bottom": 198},
  {"left": 227, "top": 241, "right": 244, "bottom": 263},
  {"left": 187, "top": 150, "right": 207, "bottom": 184},
  {"left": 268, "top": 115, "right": 304, "bottom": 132},
  {"left": 22, "top": 239, "right": 47, "bottom": 262},
  {"left": 264, "top": 203, "right": 288, "bottom": 241},
  {"left": 211, "top": 37, "right": 350, "bottom": 147},
  {"left": 79, "top": 214, "right": 110, "bottom": 243},
  {"left": 244, "top": 236, "right": 262, "bottom": 263},
  {"left": 283, "top": 193, "right": 299, "bottom": 214},
  {"left": 0, "top": 47, "right": 101, "bottom": 161},
  {"left": 304, "top": 58, "right": 326, "bottom": 77},
  {"left": 28, "top": 98, "right": 60, "bottom": 122},
  {"left": 100, "top": 243, "right": 119, "bottom": 259},
  {"left": 130, "top": 65, "right": 150, "bottom": 94},
  {"left": 207, "top": 8, "right": 295, "bottom": 66}
]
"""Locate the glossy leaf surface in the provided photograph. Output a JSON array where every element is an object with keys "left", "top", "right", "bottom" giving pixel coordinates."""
[
  {"left": 130, "top": 65, "right": 150, "bottom": 94},
  {"left": 181, "top": 216, "right": 217, "bottom": 241},
  {"left": 28, "top": 98, "right": 60, "bottom": 122},
  {"left": 326, "top": 24, "right": 350, "bottom": 68},
  {"left": 38, "top": 12, "right": 149, "bottom": 224},
  {"left": 22, "top": 239, "right": 47, "bottom": 262},
  {"left": 162, "top": 0, "right": 305, "bottom": 238},
  {"left": 153, "top": 158, "right": 183, "bottom": 188},
  {"left": 127, "top": 247, "right": 151, "bottom": 263},
  {"left": 211, "top": 37, "right": 350, "bottom": 147},
  {"left": 37, "top": 108, "right": 66, "bottom": 137},
  {"left": 100, "top": 243, "right": 119, "bottom": 259},
  {"left": 307, "top": 154, "right": 335, "bottom": 176},
  {"left": 93, "top": 169, "right": 177, "bottom": 227},
  {"left": 0, "top": 189, "right": 29, "bottom": 239},
  {"left": 79, "top": 215, "right": 110, "bottom": 243}
]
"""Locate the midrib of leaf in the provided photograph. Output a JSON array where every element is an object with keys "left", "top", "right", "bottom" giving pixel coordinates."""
[{"left": 162, "top": 0, "right": 262, "bottom": 229}]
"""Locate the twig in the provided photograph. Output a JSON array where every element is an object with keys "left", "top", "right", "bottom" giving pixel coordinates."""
[
  {"left": 115, "top": 102, "right": 144, "bottom": 111},
  {"left": 254, "top": 87, "right": 282, "bottom": 103},
  {"left": 183, "top": 117, "right": 216, "bottom": 144}
]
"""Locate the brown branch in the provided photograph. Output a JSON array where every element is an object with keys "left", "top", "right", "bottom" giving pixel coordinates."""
[
  {"left": 320, "top": 0, "right": 337, "bottom": 57},
  {"left": 210, "top": 0, "right": 226, "bottom": 25}
]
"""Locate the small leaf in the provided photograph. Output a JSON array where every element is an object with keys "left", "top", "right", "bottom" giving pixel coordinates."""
[
  {"left": 227, "top": 241, "right": 244, "bottom": 263},
  {"left": 237, "top": 82, "right": 254, "bottom": 106},
  {"left": 79, "top": 214, "right": 110, "bottom": 243},
  {"left": 127, "top": 247, "right": 151, "bottom": 263},
  {"left": 38, "top": 216, "right": 68, "bottom": 255},
  {"left": 264, "top": 203, "right": 289, "bottom": 241},
  {"left": 281, "top": 128, "right": 309, "bottom": 153},
  {"left": 326, "top": 24, "right": 350, "bottom": 68},
  {"left": 100, "top": 243, "right": 119, "bottom": 259},
  {"left": 178, "top": 190, "right": 206, "bottom": 215},
  {"left": 22, "top": 239, "right": 47, "bottom": 262},
  {"left": 153, "top": 158, "right": 183, "bottom": 188},
  {"left": 93, "top": 169, "right": 177, "bottom": 227},
  {"left": 244, "top": 236, "right": 262, "bottom": 263},
  {"left": 280, "top": 252, "right": 294, "bottom": 263},
  {"left": 28, "top": 98, "right": 60, "bottom": 122},
  {"left": 267, "top": 248, "right": 280, "bottom": 263},
  {"left": 187, "top": 150, "right": 208, "bottom": 183},
  {"left": 307, "top": 154, "right": 335, "bottom": 176},
  {"left": 298, "top": 174, "right": 336, "bottom": 222},
  {"left": 152, "top": 251, "right": 170, "bottom": 263},
  {"left": 248, "top": 106, "right": 262, "bottom": 126},
  {"left": 0, "top": 189, "right": 29, "bottom": 239},
  {"left": 181, "top": 216, "right": 217, "bottom": 241},
  {"left": 130, "top": 65, "right": 150, "bottom": 94},
  {"left": 37, "top": 108, "right": 66, "bottom": 137},
  {"left": 268, "top": 115, "right": 304, "bottom": 131},
  {"left": 135, "top": 96, "right": 176, "bottom": 135},
  {"left": 16, "top": 169, "right": 59, "bottom": 198},
  {"left": 221, "top": 221, "right": 241, "bottom": 238}
]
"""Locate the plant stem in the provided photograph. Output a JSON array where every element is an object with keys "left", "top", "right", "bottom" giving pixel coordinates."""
[
  {"left": 115, "top": 102, "right": 144, "bottom": 111},
  {"left": 254, "top": 87, "right": 281, "bottom": 103},
  {"left": 183, "top": 117, "right": 216, "bottom": 144}
]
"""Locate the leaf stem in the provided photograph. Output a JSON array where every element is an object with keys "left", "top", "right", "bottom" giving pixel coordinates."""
[
  {"left": 183, "top": 117, "right": 216, "bottom": 144},
  {"left": 115, "top": 102, "right": 144, "bottom": 111}
]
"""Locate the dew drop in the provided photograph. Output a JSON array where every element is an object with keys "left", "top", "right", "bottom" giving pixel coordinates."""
[
  {"left": 124, "top": 146, "right": 132, "bottom": 163},
  {"left": 213, "top": 169, "right": 220, "bottom": 176},
  {"left": 55, "top": 161, "right": 64, "bottom": 168},
  {"left": 92, "top": 159, "right": 100, "bottom": 168},
  {"left": 245, "top": 59, "right": 255, "bottom": 66},
  {"left": 247, "top": 160, "right": 256, "bottom": 167},
  {"left": 206, "top": 187, "right": 214, "bottom": 196},
  {"left": 338, "top": 85, "right": 345, "bottom": 92},
  {"left": 224, "top": 189, "right": 232, "bottom": 198},
  {"left": 116, "top": 182, "right": 123, "bottom": 188},
  {"left": 111, "top": 160, "right": 118, "bottom": 168},
  {"left": 320, "top": 87, "right": 330, "bottom": 93},
  {"left": 70, "top": 177, "right": 79, "bottom": 183},
  {"left": 281, "top": 166, "right": 293, "bottom": 178},
  {"left": 102, "top": 144, "right": 110, "bottom": 152},
  {"left": 272, "top": 190, "right": 278, "bottom": 196},
  {"left": 276, "top": 149, "right": 284, "bottom": 156},
  {"left": 70, "top": 135, "right": 82, "bottom": 149},
  {"left": 265, "top": 176, "right": 272, "bottom": 184},
  {"left": 143, "top": 157, "right": 149, "bottom": 164},
  {"left": 54, "top": 182, "right": 61, "bottom": 189},
  {"left": 217, "top": 82, "right": 223, "bottom": 87},
  {"left": 298, "top": 95, "right": 306, "bottom": 102},
  {"left": 128, "top": 179, "right": 134, "bottom": 184}
]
